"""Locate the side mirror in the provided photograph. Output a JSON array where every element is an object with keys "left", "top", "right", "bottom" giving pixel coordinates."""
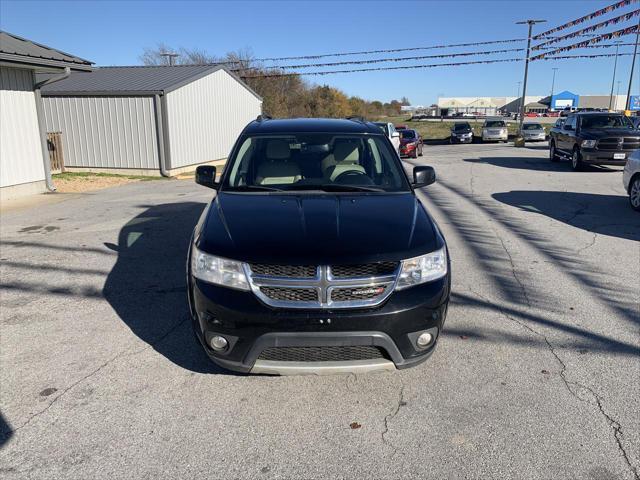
[
  {"left": 195, "top": 165, "right": 218, "bottom": 189},
  {"left": 412, "top": 166, "right": 436, "bottom": 188},
  {"left": 391, "top": 131, "right": 400, "bottom": 138}
]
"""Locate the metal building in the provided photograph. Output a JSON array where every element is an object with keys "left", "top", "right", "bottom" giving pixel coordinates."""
[
  {"left": 40, "top": 65, "right": 262, "bottom": 176},
  {"left": 0, "top": 31, "right": 92, "bottom": 200}
]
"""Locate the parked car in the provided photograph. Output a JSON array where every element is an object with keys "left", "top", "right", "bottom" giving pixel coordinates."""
[
  {"left": 395, "top": 124, "right": 408, "bottom": 130},
  {"left": 399, "top": 129, "right": 424, "bottom": 158},
  {"left": 549, "top": 112, "right": 640, "bottom": 170},
  {"left": 450, "top": 122, "right": 474, "bottom": 144},
  {"left": 374, "top": 121, "right": 401, "bottom": 153},
  {"left": 525, "top": 112, "right": 541, "bottom": 118},
  {"left": 188, "top": 117, "right": 450, "bottom": 374},
  {"left": 481, "top": 119, "right": 508, "bottom": 143},
  {"left": 521, "top": 122, "right": 546, "bottom": 142},
  {"left": 623, "top": 148, "right": 640, "bottom": 211}
]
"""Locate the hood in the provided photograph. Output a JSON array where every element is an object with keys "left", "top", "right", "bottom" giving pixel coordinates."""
[
  {"left": 400, "top": 137, "right": 417, "bottom": 145},
  {"left": 197, "top": 192, "right": 441, "bottom": 264},
  {"left": 581, "top": 128, "right": 639, "bottom": 138}
]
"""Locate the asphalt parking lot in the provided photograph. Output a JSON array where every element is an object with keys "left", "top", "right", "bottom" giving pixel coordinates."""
[{"left": 1, "top": 142, "right": 639, "bottom": 479}]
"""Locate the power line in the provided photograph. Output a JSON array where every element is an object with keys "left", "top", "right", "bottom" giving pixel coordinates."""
[
  {"left": 239, "top": 58, "right": 523, "bottom": 78},
  {"left": 269, "top": 47, "right": 526, "bottom": 70}
]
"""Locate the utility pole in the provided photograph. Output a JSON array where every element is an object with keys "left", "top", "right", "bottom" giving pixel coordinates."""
[
  {"left": 625, "top": 20, "right": 640, "bottom": 111},
  {"left": 550, "top": 68, "right": 558, "bottom": 110},
  {"left": 608, "top": 41, "right": 622, "bottom": 111},
  {"left": 516, "top": 19, "right": 546, "bottom": 143},
  {"left": 516, "top": 81, "right": 522, "bottom": 116},
  {"left": 616, "top": 80, "right": 622, "bottom": 109}
]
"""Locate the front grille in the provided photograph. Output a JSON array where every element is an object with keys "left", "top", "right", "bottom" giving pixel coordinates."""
[
  {"left": 596, "top": 137, "right": 640, "bottom": 151},
  {"left": 258, "top": 345, "right": 386, "bottom": 362},
  {"left": 259, "top": 287, "right": 318, "bottom": 302},
  {"left": 330, "top": 262, "right": 398, "bottom": 278},
  {"left": 331, "top": 285, "right": 387, "bottom": 302},
  {"left": 250, "top": 264, "right": 317, "bottom": 278}
]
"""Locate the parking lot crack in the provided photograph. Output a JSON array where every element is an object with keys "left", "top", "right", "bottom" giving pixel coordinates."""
[
  {"left": 2, "top": 317, "right": 187, "bottom": 441},
  {"left": 576, "top": 232, "right": 598, "bottom": 255},
  {"left": 496, "top": 236, "right": 531, "bottom": 308},
  {"left": 381, "top": 382, "right": 405, "bottom": 452},
  {"left": 471, "top": 289, "right": 638, "bottom": 479}
]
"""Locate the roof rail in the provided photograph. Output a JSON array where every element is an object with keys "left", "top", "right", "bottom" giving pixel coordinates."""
[{"left": 256, "top": 114, "right": 272, "bottom": 122}]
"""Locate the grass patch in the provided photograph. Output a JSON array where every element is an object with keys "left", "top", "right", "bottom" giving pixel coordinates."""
[{"left": 53, "top": 172, "right": 167, "bottom": 181}]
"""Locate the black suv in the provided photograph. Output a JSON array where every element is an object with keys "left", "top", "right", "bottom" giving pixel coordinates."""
[
  {"left": 188, "top": 118, "right": 450, "bottom": 374},
  {"left": 549, "top": 112, "right": 640, "bottom": 170}
]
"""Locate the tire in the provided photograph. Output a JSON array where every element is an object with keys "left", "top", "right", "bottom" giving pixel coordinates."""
[
  {"left": 571, "top": 148, "right": 584, "bottom": 171},
  {"left": 418, "top": 145, "right": 423, "bottom": 156},
  {"left": 630, "top": 176, "right": 640, "bottom": 211},
  {"left": 549, "top": 141, "right": 560, "bottom": 162},
  {"left": 412, "top": 146, "right": 419, "bottom": 159}
]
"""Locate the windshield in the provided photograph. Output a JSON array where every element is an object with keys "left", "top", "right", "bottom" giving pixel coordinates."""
[
  {"left": 485, "top": 121, "right": 506, "bottom": 128},
  {"left": 373, "top": 123, "right": 389, "bottom": 135},
  {"left": 223, "top": 134, "right": 410, "bottom": 193},
  {"left": 454, "top": 123, "right": 470, "bottom": 131},
  {"left": 580, "top": 115, "right": 633, "bottom": 129},
  {"left": 523, "top": 123, "right": 542, "bottom": 130},
  {"left": 400, "top": 130, "right": 416, "bottom": 139}
]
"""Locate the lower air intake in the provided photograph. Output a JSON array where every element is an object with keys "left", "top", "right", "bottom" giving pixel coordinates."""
[{"left": 257, "top": 345, "right": 387, "bottom": 362}]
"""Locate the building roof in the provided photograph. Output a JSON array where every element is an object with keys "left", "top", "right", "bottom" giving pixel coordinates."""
[
  {"left": 525, "top": 102, "right": 548, "bottom": 109},
  {"left": 0, "top": 31, "right": 92, "bottom": 71},
  {"left": 243, "top": 118, "right": 383, "bottom": 135},
  {"left": 39, "top": 65, "right": 262, "bottom": 99}
]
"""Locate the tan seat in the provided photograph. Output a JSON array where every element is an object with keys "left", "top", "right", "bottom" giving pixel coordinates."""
[
  {"left": 256, "top": 140, "right": 302, "bottom": 185},
  {"left": 321, "top": 139, "right": 366, "bottom": 181}
]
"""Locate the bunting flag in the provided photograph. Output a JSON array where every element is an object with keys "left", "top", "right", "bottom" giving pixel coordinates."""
[
  {"left": 533, "top": 9, "right": 640, "bottom": 49},
  {"left": 271, "top": 48, "right": 526, "bottom": 70},
  {"left": 531, "top": 24, "right": 640, "bottom": 60},
  {"left": 239, "top": 58, "right": 523, "bottom": 78},
  {"left": 533, "top": 0, "right": 639, "bottom": 39},
  {"left": 540, "top": 52, "right": 636, "bottom": 60}
]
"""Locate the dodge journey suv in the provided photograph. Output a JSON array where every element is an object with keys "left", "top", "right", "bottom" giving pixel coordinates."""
[{"left": 188, "top": 117, "right": 451, "bottom": 375}]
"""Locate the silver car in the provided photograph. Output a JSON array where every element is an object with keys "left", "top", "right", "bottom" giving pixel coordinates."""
[
  {"left": 623, "top": 149, "right": 640, "bottom": 211},
  {"left": 521, "top": 122, "right": 546, "bottom": 142},
  {"left": 481, "top": 119, "right": 508, "bottom": 142}
]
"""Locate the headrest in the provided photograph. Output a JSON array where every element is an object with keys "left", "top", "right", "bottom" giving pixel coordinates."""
[
  {"left": 266, "top": 140, "right": 290, "bottom": 160},
  {"left": 333, "top": 140, "right": 359, "bottom": 163}
]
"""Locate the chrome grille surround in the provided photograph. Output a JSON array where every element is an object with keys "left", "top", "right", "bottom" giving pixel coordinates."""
[
  {"left": 597, "top": 137, "right": 640, "bottom": 151},
  {"left": 245, "top": 263, "right": 400, "bottom": 309}
]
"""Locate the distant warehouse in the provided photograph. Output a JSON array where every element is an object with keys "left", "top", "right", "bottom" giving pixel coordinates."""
[{"left": 40, "top": 65, "right": 262, "bottom": 176}]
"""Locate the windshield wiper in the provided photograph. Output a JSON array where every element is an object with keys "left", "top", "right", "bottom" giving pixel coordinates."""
[
  {"left": 226, "top": 185, "right": 284, "bottom": 192},
  {"left": 286, "top": 184, "right": 385, "bottom": 192}
]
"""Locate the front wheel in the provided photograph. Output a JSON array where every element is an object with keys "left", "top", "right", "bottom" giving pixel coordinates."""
[
  {"left": 418, "top": 144, "right": 423, "bottom": 156},
  {"left": 571, "top": 148, "right": 584, "bottom": 171},
  {"left": 630, "top": 176, "right": 640, "bottom": 211},
  {"left": 549, "top": 142, "right": 559, "bottom": 162}
]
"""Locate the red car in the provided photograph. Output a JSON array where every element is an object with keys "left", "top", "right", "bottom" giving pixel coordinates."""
[
  {"left": 395, "top": 124, "right": 409, "bottom": 130},
  {"left": 399, "top": 129, "right": 423, "bottom": 158}
]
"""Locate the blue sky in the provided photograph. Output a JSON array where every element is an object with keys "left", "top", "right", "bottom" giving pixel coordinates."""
[{"left": 1, "top": 0, "right": 638, "bottom": 105}]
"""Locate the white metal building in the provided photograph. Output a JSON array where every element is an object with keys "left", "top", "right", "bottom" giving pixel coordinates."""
[
  {"left": 40, "top": 65, "right": 262, "bottom": 176},
  {"left": 0, "top": 31, "right": 92, "bottom": 200}
]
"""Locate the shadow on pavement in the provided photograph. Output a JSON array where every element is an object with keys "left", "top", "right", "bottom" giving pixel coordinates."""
[
  {"left": 492, "top": 191, "right": 640, "bottom": 242},
  {"left": 103, "top": 201, "right": 233, "bottom": 374},
  {"left": 464, "top": 156, "right": 621, "bottom": 173},
  {"left": 0, "top": 411, "right": 13, "bottom": 446}
]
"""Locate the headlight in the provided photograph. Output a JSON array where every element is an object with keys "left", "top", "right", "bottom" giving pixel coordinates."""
[
  {"left": 191, "top": 246, "right": 249, "bottom": 290},
  {"left": 581, "top": 139, "right": 597, "bottom": 148},
  {"left": 396, "top": 247, "right": 447, "bottom": 290}
]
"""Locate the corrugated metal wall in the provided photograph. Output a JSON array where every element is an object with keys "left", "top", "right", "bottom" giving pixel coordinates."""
[
  {"left": 165, "top": 70, "right": 262, "bottom": 169},
  {"left": 0, "top": 67, "right": 46, "bottom": 188},
  {"left": 42, "top": 96, "right": 159, "bottom": 170}
]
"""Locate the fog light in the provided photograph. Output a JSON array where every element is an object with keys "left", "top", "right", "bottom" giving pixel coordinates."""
[
  {"left": 416, "top": 332, "right": 433, "bottom": 348},
  {"left": 210, "top": 335, "right": 228, "bottom": 351}
]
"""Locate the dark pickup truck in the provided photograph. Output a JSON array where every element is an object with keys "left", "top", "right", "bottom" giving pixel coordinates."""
[{"left": 549, "top": 112, "right": 640, "bottom": 171}]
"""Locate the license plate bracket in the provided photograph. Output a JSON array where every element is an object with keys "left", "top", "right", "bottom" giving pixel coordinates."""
[{"left": 613, "top": 153, "right": 626, "bottom": 160}]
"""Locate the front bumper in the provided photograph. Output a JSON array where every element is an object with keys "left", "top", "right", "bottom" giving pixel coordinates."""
[
  {"left": 523, "top": 134, "right": 546, "bottom": 141},
  {"left": 451, "top": 135, "right": 473, "bottom": 143},
  {"left": 482, "top": 133, "right": 508, "bottom": 141},
  {"left": 399, "top": 145, "right": 417, "bottom": 156},
  {"left": 581, "top": 148, "right": 631, "bottom": 166},
  {"left": 189, "top": 276, "right": 450, "bottom": 374}
]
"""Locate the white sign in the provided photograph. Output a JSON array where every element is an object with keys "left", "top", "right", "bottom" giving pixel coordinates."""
[{"left": 555, "top": 99, "right": 574, "bottom": 107}]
